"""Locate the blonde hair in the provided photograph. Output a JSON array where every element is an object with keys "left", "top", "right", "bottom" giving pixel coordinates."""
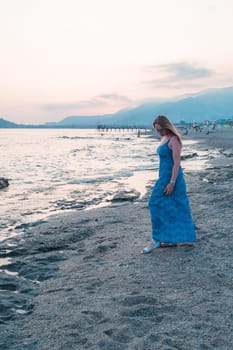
[{"left": 153, "top": 115, "right": 182, "bottom": 146}]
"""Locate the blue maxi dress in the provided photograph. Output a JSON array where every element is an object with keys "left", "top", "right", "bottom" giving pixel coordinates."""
[{"left": 149, "top": 139, "right": 197, "bottom": 243}]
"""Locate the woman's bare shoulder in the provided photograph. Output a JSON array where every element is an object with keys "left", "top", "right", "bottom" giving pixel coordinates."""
[{"left": 168, "top": 135, "right": 181, "bottom": 148}]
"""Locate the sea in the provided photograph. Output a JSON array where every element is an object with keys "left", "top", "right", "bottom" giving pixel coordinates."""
[{"left": 0, "top": 128, "right": 207, "bottom": 244}]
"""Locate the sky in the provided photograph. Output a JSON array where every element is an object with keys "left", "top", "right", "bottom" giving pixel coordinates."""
[{"left": 1, "top": 0, "right": 233, "bottom": 124}]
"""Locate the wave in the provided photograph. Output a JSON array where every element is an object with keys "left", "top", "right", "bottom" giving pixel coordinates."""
[
  {"left": 58, "top": 135, "right": 133, "bottom": 142},
  {"left": 68, "top": 171, "right": 135, "bottom": 185}
]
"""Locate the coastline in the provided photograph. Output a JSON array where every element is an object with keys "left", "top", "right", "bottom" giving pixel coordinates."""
[
  {"left": 0, "top": 128, "right": 159, "bottom": 241},
  {"left": 1, "top": 129, "right": 233, "bottom": 349}
]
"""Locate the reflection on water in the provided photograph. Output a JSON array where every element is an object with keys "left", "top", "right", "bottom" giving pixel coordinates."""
[
  {"left": 0, "top": 257, "right": 11, "bottom": 267},
  {"left": 0, "top": 129, "right": 159, "bottom": 239}
]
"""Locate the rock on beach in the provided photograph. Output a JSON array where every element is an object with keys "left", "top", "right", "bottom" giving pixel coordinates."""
[{"left": 0, "top": 177, "right": 9, "bottom": 189}]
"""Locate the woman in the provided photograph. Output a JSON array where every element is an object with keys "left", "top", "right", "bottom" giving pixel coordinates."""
[{"left": 142, "top": 115, "right": 197, "bottom": 253}]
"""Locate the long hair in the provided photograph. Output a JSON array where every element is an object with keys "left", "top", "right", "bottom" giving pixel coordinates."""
[{"left": 153, "top": 115, "right": 182, "bottom": 146}]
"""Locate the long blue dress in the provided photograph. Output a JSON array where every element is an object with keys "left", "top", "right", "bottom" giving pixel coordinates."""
[{"left": 149, "top": 139, "right": 197, "bottom": 243}]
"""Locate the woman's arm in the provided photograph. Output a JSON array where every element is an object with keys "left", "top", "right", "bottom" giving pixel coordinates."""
[{"left": 164, "top": 136, "right": 181, "bottom": 195}]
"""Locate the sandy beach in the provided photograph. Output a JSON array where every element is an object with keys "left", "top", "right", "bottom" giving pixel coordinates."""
[{"left": 1, "top": 129, "right": 233, "bottom": 350}]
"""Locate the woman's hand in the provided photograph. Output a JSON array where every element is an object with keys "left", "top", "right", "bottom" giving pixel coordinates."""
[{"left": 164, "top": 183, "right": 175, "bottom": 196}]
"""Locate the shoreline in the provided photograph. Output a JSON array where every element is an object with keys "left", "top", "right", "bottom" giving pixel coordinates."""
[
  {"left": 0, "top": 129, "right": 233, "bottom": 349},
  {"left": 1, "top": 127, "right": 229, "bottom": 242}
]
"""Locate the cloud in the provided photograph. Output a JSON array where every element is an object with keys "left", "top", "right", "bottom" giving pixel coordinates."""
[
  {"left": 42, "top": 94, "right": 132, "bottom": 111},
  {"left": 162, "top": 62, "right": 213, "bottom": 80},
  {"left": 98, "top": 94, "right": 132, "bottom": 103},
  {"left": 145, "top": 62, "right": 215, "bottom": 89}
]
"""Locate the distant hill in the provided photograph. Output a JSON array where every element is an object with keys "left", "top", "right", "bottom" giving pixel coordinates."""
[
  {"left": 0, "top": 118, "right": 19, "bottom": 128},
  {"left": 56, "top": 86, "right": 233, "bottom": 128},
  {"left": 1, "top": 86, "right": 233, "bottom": 128}
]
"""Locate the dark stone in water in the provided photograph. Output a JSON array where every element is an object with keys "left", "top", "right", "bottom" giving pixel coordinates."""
[
  {"left": 108, "top": 190, "right": 140, "bottom": 202},
  {"left": 181, "top": 152, "right": 198, "bottom": 160},
  {"left": 0, "top": 177, "right": 9, "bottom": 189}
]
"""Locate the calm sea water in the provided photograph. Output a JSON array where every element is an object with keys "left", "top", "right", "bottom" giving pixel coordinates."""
[
  {"left": 0, "top": 129, "right": 160, "bottom": 241},
  {"left": 0, "top": 129, "right": 207, "bottom": 243}
]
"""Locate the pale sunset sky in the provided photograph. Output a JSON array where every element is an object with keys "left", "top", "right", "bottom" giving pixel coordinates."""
[{"left": 1, "top": 0, "right": 233, "bottom": 124}]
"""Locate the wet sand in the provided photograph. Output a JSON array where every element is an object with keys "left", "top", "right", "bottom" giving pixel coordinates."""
[{"left": 0, "top": 129, "right": 233, "bottom": 350}]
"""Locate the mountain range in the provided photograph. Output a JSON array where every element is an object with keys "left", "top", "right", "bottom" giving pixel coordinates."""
[{"left": 1, "top": 86, "right": 233, "bottom": 128}]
